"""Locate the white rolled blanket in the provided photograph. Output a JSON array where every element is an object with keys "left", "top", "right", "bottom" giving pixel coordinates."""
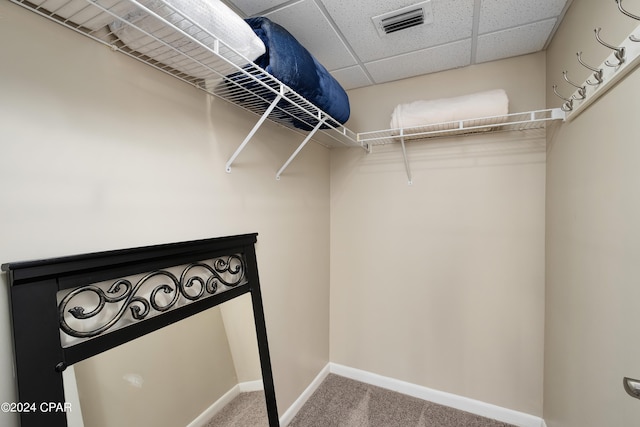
[
  {"left": 110, "top": 0, "right": 266, "bottom": 74},
  {"left": 390, "top": 89, "right": 509, "bottom": 130}
]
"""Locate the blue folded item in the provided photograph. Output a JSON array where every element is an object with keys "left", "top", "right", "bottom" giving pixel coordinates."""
[{"left": 244, "top": 17, "right": 350, "bottom": 130}]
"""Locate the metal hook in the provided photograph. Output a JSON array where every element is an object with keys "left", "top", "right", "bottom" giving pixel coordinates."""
[
  {"left": 553, "top": 85, "right": 574, "bottom": 111},
  {"left": 617, "top": 1, "right": 640, "bottom": 41},
  {"left": 562, "top": 71, "right": 587, "bottom": 100},
  {"left": 594, "top": 27, "right": 626, "bottom": 66},
  {"left": 576, "top": 52, "right": 604, "bottom": 85},
  {"left": 615, "top": 0, "right": 640, "bottom": 20},
  {"left": 552, "top": 85, "right": 572, "bottom": 102}
]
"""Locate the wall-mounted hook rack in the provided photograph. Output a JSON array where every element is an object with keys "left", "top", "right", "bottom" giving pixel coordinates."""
[{"left": 563, "top": 22, "right": 640, "bottom": 121}]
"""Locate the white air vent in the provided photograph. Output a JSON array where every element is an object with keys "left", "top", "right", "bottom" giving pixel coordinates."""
[{"left": 372, "top": 1, "right": 434, "bottom": 37}]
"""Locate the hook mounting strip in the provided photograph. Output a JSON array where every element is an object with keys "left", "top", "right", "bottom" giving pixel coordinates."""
[{"left": 563, "top": 22, "right": 640, "bottom": 122}]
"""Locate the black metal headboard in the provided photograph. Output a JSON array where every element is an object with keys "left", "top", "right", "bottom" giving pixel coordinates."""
[{"left": 2, "top": 233, "right": 279, "bottom": 427}]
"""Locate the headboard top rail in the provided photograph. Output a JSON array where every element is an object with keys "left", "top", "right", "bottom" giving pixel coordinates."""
[{"left": 2, "top": 233, "right": 258, "bottom": 287}]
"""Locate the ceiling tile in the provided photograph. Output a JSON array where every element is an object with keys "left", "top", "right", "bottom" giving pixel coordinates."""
[
  {"left": 479, "top": 0, "right": 567, "bottom": 34},
  {"left": 330, "top": 66, "right": 373, "bottom": 90},
  {"left": 223, "top": 0, "right": 570, "bottom": 88},
  {"left": 263, "top": 1, "right": 357, "bottom": 70},
  {"left": 321, "top": 0, "right": 475, "bottom": 62},
  {"left": 365, "top": 39, "right": 472, "bottom": 84},
  {"left": 476, "top": 18, "right": 557, "bottom": 63}
]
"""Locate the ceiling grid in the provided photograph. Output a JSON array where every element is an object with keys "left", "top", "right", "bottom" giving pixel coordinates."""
[{"left": 224, "top": 0, "right": 572, "bottom": 90}]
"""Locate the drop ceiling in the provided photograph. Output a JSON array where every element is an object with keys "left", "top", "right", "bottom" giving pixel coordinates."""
[{"left": 222, "top": 0, "right": 572, "bottom": 90}]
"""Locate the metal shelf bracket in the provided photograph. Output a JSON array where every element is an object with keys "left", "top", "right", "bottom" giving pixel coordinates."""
[
  {"left": 226, "top": 86, "right": 286, "bottom": 173},
  {"left": 276, "top": 117, "right": 327, "bottom": 180},
  {"left": 399, "top": 132, "right": 413, "bottom": 185}
]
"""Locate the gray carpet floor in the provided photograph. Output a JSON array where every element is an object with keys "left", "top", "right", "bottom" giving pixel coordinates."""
[
  {"left": 289, "top": 374, "right": 516, "bottom": 427},
  {"left": 205, "top": 391, "right": 268, "bottom": 427},
  {"left": 207, "top": 374, "right": 517, "bottom": 427}
]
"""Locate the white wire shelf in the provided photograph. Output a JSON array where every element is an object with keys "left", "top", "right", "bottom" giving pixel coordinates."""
[
  {"left": 13, "top": 0, "right": 566, "bottom": 181},
  {"left": 358, "top": 108, "right": 565, "bottom": 185},
  {"left": 357, "top": 108, "right": 565, "bottom": 147},
  {"left": 11, "top": 0, "right": 362, "bottom": 178}
]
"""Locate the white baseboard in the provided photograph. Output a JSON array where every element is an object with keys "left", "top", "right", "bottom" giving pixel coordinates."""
[
  {"left": 222, "top": 363, "right": 547, "bottom": 427},
  {"left": 279, "top": 364, "right": 331, "bottom": 426},
  {"left": 187, "top": 380, "right": 264, "bottom": 427},
  {"left": 328, "top": 363, "right": 545, "bottom": 427},
  {"left": 239, "top": 379, "right": 264, "bottom": 392}
]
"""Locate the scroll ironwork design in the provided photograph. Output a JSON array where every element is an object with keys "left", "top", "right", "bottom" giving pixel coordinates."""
[{"left": 58, "top": 255, "right": 245, "bottom": 340}]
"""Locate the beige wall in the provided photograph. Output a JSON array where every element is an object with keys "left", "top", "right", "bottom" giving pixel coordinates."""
[
  {"left": 345, "top": 52, "right": 546, "bottom": 133},
  {"left": 74, "top": 306, "right": 238, "bottom": 427},
  {"left": 544, "top": 1, "right": 640, "bottom": 426},
  {"left": 220, "top": 293, "right": 263, "bottom": 383},
  {"left": 331, "top": 53, "right": 547, "bottom": 416},
  {"left": 0, "top": 2, "right": 329, "bottom": 426},
  {"left": 8, "top": 0, "right": 640, "bottom": 425},
  {"left": 72, "top": 293, "right": 259, "bottom": 427}
]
